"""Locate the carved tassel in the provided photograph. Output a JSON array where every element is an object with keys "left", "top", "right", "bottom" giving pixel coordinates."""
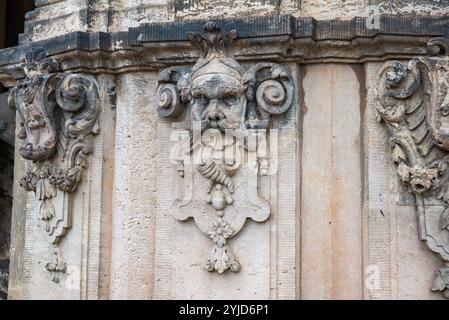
[
  {"left": 206, "top": 244, "right": 240, "bottom": 274},
  {"left": 36, "top": 178, "right": 57, "bottom": 231},
  {"left": 431, "top": 267, "right": 449, "bottom": 299}
]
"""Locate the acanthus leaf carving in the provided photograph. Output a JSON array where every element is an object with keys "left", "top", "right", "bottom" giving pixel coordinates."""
[
  {"left": 376, "top": 38, "right": 449, "bottom": 299},
  {"left": 9, "top": 46, "right": 100, "bottom": 282},
  {"left": 156, "top": 22, "right": 294, "bottom": 273}
]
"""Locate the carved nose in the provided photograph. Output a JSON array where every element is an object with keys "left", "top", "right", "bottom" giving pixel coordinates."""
[
  {"left": 25, "top": 143, "right": 33, "bottom": 151},
  {"left": 207, "top": 100, "right": 224, "bottom": 121},
  {"left": 208, "top": 101, "right": 219, "bottom": 119}
]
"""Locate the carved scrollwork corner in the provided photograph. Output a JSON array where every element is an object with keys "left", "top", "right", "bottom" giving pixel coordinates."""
[
  {"left": 376, "top": 36, "right": 449, "bottom": 299},
  {"left": 9, "top": 46, "right": 100, "bottom": 282},
  {"left": 243, "top": 62, "right": 294, "bottom": 129},
  {"left": 156, "top": 67, "right": 190, "bottom": 118},
  {"left": 155, "top": 22, "right": 294, "bottom": 273},
  {"left": 427, "top": 37, "right": 449, "bottom": 57}
]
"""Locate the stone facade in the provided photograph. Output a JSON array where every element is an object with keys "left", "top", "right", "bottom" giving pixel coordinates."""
[{"left": 1, "top": 0, "right": 449, "bottom": 299}]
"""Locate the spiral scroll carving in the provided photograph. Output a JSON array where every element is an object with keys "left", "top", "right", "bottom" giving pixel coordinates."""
[
  {"left": 156, "top": 67, "right": 189, "bottom": 118},
  {"left": 427, "top": 37, "right": 449, "bottom": 56},
  {"left": 243, "top": 62, "right": 294, "bottom": 116},
  {"left": 376, "top": 60, "right": 421, "bottom": 124},
  {"left": 157, "top": 83, "right": 182, "bottom": 117},
  {"left": 56, "top": 74, "right": 100, "bottom": 136}
]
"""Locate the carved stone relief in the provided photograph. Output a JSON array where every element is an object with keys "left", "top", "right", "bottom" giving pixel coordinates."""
[
  {"left": 8, "top": 47, "right": 100, "bottom": 282},
  {"left": 376, "top": 37, "right": 449, "bottom": 298},
  {"left": 155, "top": 22, "right": 294, "bottom": 273}
]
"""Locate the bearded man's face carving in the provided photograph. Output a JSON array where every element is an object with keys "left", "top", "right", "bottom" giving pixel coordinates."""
[
  {"left": 187, "top": 23, "right": 246, "bottom": 132},
  {"left": 156, "top": 21, "right": 294, "bottom": 132},
  {"left": 154, "top": 22, "right": 295, "bottom": 274},
  {"left": 191, "top": 74, "right": 245, "bottom": 131}
]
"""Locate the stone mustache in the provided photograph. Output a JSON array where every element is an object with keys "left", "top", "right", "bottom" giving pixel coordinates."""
[{"left": 156, "top": 22, "right": 294, "bottom": 273}]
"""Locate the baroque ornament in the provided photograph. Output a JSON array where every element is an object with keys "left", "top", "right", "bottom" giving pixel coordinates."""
[
  {"left": 376, "top": 37, "right": 449, "bottom": 299},
  {"left": 9, "top": 47, "right": 100, "bottom": 281},
  {"left": 156, "top": 22, "right": 294, "bottom": 273}
]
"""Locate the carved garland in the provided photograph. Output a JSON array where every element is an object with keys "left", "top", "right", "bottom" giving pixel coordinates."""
[
  {"left": 9, "top": 47, "right": 100, "bottom": 282},
  {"left": 155, "top": 22, "right": 294, "bottom": 273},
  {"left": 376, "top": 37, "right": 449, "bottom": 299}
]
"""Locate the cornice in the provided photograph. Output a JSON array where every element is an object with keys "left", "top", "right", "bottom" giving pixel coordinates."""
[{"left": 0, "top": 14, "right": 447, "bottom": 86}]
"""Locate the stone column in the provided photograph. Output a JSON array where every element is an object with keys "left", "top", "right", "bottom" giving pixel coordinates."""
[
  {"left": 300, "top": 64, "right": 364, "bottom": 299},
  {"left": 109, "top": 72, "right": 159, "bottom": 299}
]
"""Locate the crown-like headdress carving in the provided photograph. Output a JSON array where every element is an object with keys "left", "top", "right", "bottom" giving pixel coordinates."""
[{"left": 188, "top": 22, "right": 244, "bottom": 80}]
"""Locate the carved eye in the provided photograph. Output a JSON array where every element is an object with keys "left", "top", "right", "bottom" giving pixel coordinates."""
[
  {"left": 196, "top": 95, "right": 209, "bottom": 105},
  {"left": 224, "top": 96, "right": 238, "bottom": 106}
]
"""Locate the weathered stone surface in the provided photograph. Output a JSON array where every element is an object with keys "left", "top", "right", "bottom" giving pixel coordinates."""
[
  {"left": 23, "top": 0, "right": 92, "bottom": 42},
  {"left": 1, "top": 14, "right": 448, "bottom": 86},
  {"left": 7, "top": 51, "right": 115, "bottom": 298},
  {"left": 301, "top": 64, "right": 363, "bottom": 299},
  {"left": 301, "top": 0, "right": 364, "bottom": 19},
  {"left": 0, "top": 140, "right": 13, "bottom": 300},
  {"left": 368, "top": 0, "right": 449, "bottom": 15},
  {"left": 170, "top": 0, "right": 284, "bottom": 20},
  {"left": 364, "top": 62, "right": 397, "bottom": 300},
  {"left": 374, "top": 45, "right": 449, "bottom": 299},
  {"left": 114, "top": 0, "right": 170, "bottom": 30},
  {"left": 4, "top": 0, "right": 449, "bottom": 301},
  {"left": 301, "top": 0, "right": 449, "bottom": 19},
  {"left": 109, "top": 72, "right": 158, "bottom": 299},
  {"left": 6, "top": 117, "right": 28, "bottom": 300},
  {"left": 396, "top": 205, "right": 445, "bottom": 299},
  {"left": 16, "top": 0, "right": 449, "bottom": 45}
]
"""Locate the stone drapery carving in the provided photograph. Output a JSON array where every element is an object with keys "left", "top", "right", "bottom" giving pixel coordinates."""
[
  {"left": 8, "top": 47, "right": 100, "bottom": 281},
  {"left": 156, "top": 22, "right": 294, "bottom": 273},
  {"left": 376, "top": 37, "right": 449, "bottom": 298}
]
